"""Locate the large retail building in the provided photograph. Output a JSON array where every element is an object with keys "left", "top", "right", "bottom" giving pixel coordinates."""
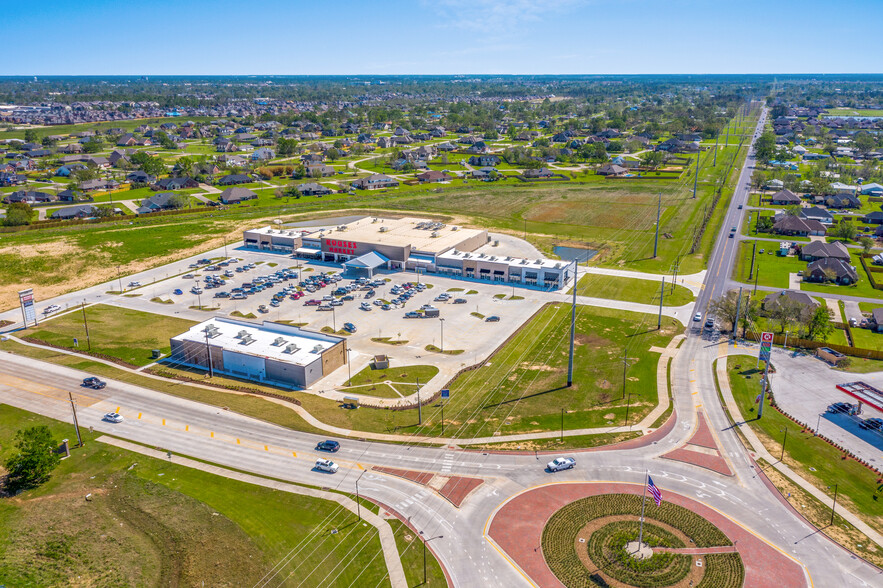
[{"left": 242, "top": 216, "right": 574, "bottom": 289}]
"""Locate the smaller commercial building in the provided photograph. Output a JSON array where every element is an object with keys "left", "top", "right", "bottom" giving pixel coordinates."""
[
  {"left": 435, "top": 249, "right": 572, "bottom": 289},
  {"left": 169, "top": 318, "right": 346, "bottom": 389}
]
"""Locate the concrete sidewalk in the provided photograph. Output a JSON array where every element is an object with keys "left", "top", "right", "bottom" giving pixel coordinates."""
[{"left": 97, "top": 436, "right": 408, "bottom": 588}]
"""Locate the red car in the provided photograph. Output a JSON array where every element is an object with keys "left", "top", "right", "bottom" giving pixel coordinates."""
[{"left": 304, "top": 299, "right": 322, "bottom": 306}]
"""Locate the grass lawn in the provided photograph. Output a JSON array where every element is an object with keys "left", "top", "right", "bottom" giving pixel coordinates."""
[
  {"left": 412, "top": 303, "right": 678, "bottom": 439},
  {"left": 24, "top": 304, "right": 196, "bottom": 366},
  {"left": 726, "top": 356, "right": 883, "bottom": 538},
  {"left": 0, "top": 404, "right": 421, "bottom": 588},
  {"left": 389, "top": 520, "right": 447, "bottom": 588},
  {"left": 733, "top": 241, "right": 802, "bottom": 289},
  {"left": 572, "top": 274, "right": 694, "bottom": 306},
  {"left": 469, "top": 430, "right": 642, "bottom": 451},
  {"left": 801, "top": 251, "right": 883, "bottom": 300},
  {"left": 346, "top": 364, "right": 439, "bottom": 387}
]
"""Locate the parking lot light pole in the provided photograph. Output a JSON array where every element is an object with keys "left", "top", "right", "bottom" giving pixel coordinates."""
[
  {"left": 439, "top": 318, "right": 445, "bottom": 352},
  {"left": 419, "top": 532, "right": 443, "bottom": 585},
  {"left": 829, "top": 484, "right": 839, "bottom": 526},
  {"left": 346, "top": 346, "right": 352, "bottom": 386},
  {"left": 816, "top": 412, "right": 823, "bottom": 436}
]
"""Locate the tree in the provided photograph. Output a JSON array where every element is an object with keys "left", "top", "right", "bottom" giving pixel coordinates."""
[
  {"left": 860, "top": 236, "right": 875, "bottom": 255},
  {"left": 23, "top": 129, "right": 39, "bottom": 143},
  {"left": 754, "top": 132, "right": 777, "bottom": 163},
  {"left": 3, "top": 426, "right": 61, "bottom": 494},
  {"left": 768, "top": 297, "right": 802, "bottom": 334},
  {"left": 854, "top": 132, "right": 875, "bottom": 154},
  {"left": 832, "top": 220, "right": 857, "bottom": 242},
  {"left": 94, "top": 205, "right": 117, "bottom": 218},
  {"left": 167, "top": 193, "right": 191, "bottom": 209},
  {"left": 277, "top": 138, "right": 298, "bottom": 156},
  {"left": 640, "top": 150, "right": 665, "bottom": 167},
  {"left": 803, "top": 306, "right": 834, "bottom": 342},
  {"left": 82, "top": 139, "right": 104, "bottom": 154},
  {"left": 708, "top": 290, "right": 757, "bottom": 333},
  {"left": 2, "top": 202, "right": 34, "bottom": 226},
  {"left": 326, "top": 148, "right": 340, "bottom": 162},
  {"left": 784, "top": 205, "right": 801, "bottom": 217}
]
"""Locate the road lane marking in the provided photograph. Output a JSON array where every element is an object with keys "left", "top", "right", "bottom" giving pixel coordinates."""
[
  {"left": 185, "top": 425, "right": 189, "bottom": 432},
  {"left": 116, "top": 406, "right": 120, "bottom": 413},
  {"left": 137, "top": 412, "right": 142, "bottom": 419},
  {"left": 162, "top": 418, "right": 166, "bottom": 426},
  {"left": 210, "top": 432, "right": 214, "bottom": 438},
  {"left": 264, "top": 445, "right": 269, "bottom": 451}
]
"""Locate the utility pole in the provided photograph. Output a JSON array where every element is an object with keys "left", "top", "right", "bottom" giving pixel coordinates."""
[
  {"left": 566, "top": 260, "right": 577, "bottom": 387},
  {"left": 829, "top": 484, "right": 839, "bottom": 526},
  {"left": 732, "top": 287, "right": 743, "bottom": 340},
  {"left": 117, "top": 265, "right": 123, "bottom": 293},
  {"left": 713, "top": 132, "right": 719, "bottom": 167},
  {"left": 355, "top": 470, "right": 365, "bottom": 522},
  {"left": 441, "top": 401, "right": 445, "bottom": 436},
  {"left": 203, "top": 326, "right": 214, "bottom": 377},
  {"left": 653, "top": 192, "right": 661, "bottom": 258},
  {"left": 223, "top": 237, "right": 228, "bottom": 259},
  {"left": 780, "top": 427, "right": 788, "bottom": 462},
  {"left": 692, "top": 152, "right": 700, "bottom": 199},
  {"left": 416, "top": 377, "right": 422, "bottom": 425},
  {"left": 346, "top": 347, "right": 351, "bottom": 386},
  {"left": 69, "top": 392, "right": 83, "bottom": 447},
  {"left": 81, "top": 301, "right": 91, "bottom": 352},
  {"left": 560, "top": 408, "right": 564, "bottom": 442},
  {"left": 439, "top": 318, "right": 445, "bottom": 353},
  {"left": 753, "top": 265, "right": 760, "bottom": 294},
  {"left": 621, "top": 348, "right": 628, "bottom": 399},
  {"left": 658, "top": 277, "right": 665, "bottom": 330}
]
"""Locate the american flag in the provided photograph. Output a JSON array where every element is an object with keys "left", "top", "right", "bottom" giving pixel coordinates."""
[{"left": 648, "top": 477, "right": 663, "bottom": 506}]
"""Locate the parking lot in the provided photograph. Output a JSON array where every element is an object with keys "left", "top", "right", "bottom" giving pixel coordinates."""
[{"left": 94, "top": 248, "right": 551, "bottom": 399}]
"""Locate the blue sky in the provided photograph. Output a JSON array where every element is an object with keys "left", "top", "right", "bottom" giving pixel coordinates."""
[{"left": 5, "top": 0, "right": 881, "bottom": 75}]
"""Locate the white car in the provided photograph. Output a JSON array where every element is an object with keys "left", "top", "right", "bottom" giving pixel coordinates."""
[
  {"left": 360, "top": 302, "right": 372, "bottom": 311},
  {"left": 547, "top": 457, "right": 576, "bottom": 472},
  {"left": 43, "top": 304, "right": 61, "bottom": 314},
  {"left": 128, "top": 281, "right": 141, "bottom": 288},
  {"left": 693, "top": 312, "right": 702, "bottom": 322},
  {"left": 315, "top": 458, "right": 339, "bottom": 473},
  {"left": 103, "top": 412, "right": 124, "bottom": 423}
]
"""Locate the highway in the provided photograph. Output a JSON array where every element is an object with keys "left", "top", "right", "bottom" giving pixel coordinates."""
[{"left": 2, "top": 106, "right": 882, "bottom": 587}]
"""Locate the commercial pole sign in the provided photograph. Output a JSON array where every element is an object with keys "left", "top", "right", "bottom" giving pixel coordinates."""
[
  {"left": 759, "top": 331, "right": 773, "bottom": 363},
  {"left": 18, "top": 288, "right": 37, "bottom": 328}
]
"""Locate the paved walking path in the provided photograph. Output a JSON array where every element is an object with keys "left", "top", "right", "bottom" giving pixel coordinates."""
[
  {"left": 97, "top": 436, "right": 407, "bottom": 588},
  {"left": 713, "top": 343, "right": 883, "bottom": 548}
]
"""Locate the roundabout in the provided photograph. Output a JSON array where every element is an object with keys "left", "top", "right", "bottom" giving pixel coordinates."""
[{"left": 486, "top": 483, "right": 808, "bottom": 588}]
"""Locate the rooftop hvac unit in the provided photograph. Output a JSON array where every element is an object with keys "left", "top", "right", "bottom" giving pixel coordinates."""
[
  {"left": 235, "top": 330, "right": 249, "bottom": 339},
  {"left": 203, "top": 325, "right": 220, "bottom": 338},
  {"left": 240, "top": 335, "right": 255, "bottom": 345},
  {"left": 555, "top": 263, "right": 561, "bottom": 269},
  {"left": 272, "top": 337, "right": 287, "bottom": 347},
  {"left": 284, "top": 343, "right": 300, "bottom": 354},
  {"left": 505, "top": 256, "right": 511, "bottom": 261},
  {"left": 311, "top": 345, "right": 323, "bottom": 354}
]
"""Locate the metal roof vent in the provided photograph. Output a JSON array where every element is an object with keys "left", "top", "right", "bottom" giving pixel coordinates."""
[
  {"left": 235, "top": 330, "right": 249, "bottom": 339},
  {"left": 284, "top": 343, "right": 300, "bottom": 354}
]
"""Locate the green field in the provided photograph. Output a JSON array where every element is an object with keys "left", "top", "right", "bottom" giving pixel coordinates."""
[
  {"left": 824, "top": 108, "right": 883, "bottom": 117},
  {"left": 725, "top": 356, "right": 883, "bottom": 538},
  {"left": 0, "top": 405, "right": 435, "bottom": 587},
  {"left": 24, "top": 304, "right": 196, "bottom": 366},
  {"left": 572, "top": 273, "right": 694, "bottom": 306},
  {"left": 346, "top": 364, "right": 440, "bottom": 387}
]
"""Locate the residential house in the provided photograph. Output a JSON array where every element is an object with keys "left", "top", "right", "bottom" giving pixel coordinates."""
[
  {"left": 772, "top": 216, "right": 826, "bottom": 237},
  {"left": 352, "top": 173, "right": 399, "bottom": 190},
  {"left": 860, "top": 182, "right": 883, "bottom": 196},
  {"left": 57, "top": 189, "right": 80, "bottom": 201},
  {"left": 50, "top": 204, "right": 98, "bottom": 220},
  {"left": 524, "top": 167, "right": 554, "bottom": 179},
  {"left": 219, "top": 154, "right": 247, "bottom": 167},
  {"left": 126, "top": 170, "right": 155, "bottom": 184},
  {"left": 58, "top": 143, "right": 84, "bottom": 154},
  {"left": 769, "top": 189, "right": 802, "bottom": 205},
  {"left": 0, "top": 172, "right": 26, "bottom": 186},
  {"left": 872, "top": 308, "right": 883, "bottom": 333},
  {"left": 117, "top": 133, "right": 137, "bottom": 146},
  {"left": 296, "top": 182, "right": 333, "bottom": 196},
  {"left": 152, "top": 177, "right": 198, "bottom": 191},
  {"left": 597, "top": 163, "right": 627, "bottom": 177},
  {"left": 87, "top": 156, "right": 110, "bottom": 169},
  {"left": 864, "top": 211, "right": 883, "bottom": 225},
  {"left": 78, "top": 179, "right": 120, "bottom": 192},
  {"left": 376, "top": 137, "right": 395, "bottom": 148},
  {"left": 304, "top": 163, "right": 336, "bottom": 177},
  {"left": 217, "top": 174, "right": 251, "bottom": 186},
  {"left": 800, "top": 240, "right": 849, "bottom": 262},
  {"left": 136, "top": 192, "right": 180, "bottom": 214},
  {"left": 764, "top": 179, "right": 785, "bottom": 190},
  {"left": 6, "top": 190, "right": 56, "bottom": 203},
  {"left": 824, "top": 192, "right": 861, "bottom": 209},
  {"left": 416, "top": 170, "right": 452, "bottom": 183},
  {"left": 799, "top": 206, "right": 833, "bottom": 225},
  {"left": 219, "top": 187, "right": 257, "bottom": 204},
  {"left": 467, "top": 155, "right": 501, "bottom": 167},
  {"left": 762, "top": 289, "right": 820, "bottom": 312},
  {"left": 805, "top": 257, "right": 858, "bottom": 284},
  {"left": 465, "top": 141, "right": 489, "bottom": 154},
  {"left": 251, "top": 148, "right": 275, "bottom": 161}
]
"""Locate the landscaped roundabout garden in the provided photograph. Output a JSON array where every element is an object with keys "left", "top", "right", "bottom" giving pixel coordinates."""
[{"left": 541, "top": 494, "right": 745, "bottom": 588}]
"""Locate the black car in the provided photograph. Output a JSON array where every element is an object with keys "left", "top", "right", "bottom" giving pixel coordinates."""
[
  {"left": 827, "top": 402, "right": 853, "bottom": 414},
  {"left": 859, "top": 418, "right": 883, "bottom": 431},
  {"left": 89, "top": 380, "right": 107, "bottom": 389},
  {"left": 82, "top": 377, "right": 100, "bottom": 387},
  {"left": 317, "top": 440, "right": 340, "bottom": 452}
]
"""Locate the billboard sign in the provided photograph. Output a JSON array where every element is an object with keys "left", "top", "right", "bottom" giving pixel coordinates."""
[
  {"left": 759, "top": 331, "right": 773, "bottom": 362},
  {"left": 18, "top": 288, "right": 36, "bottom": 327}
]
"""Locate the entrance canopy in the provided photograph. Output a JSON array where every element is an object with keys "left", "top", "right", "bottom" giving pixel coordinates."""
[{"left": 342, "top": 251, "right": 390, "bottom": 277}]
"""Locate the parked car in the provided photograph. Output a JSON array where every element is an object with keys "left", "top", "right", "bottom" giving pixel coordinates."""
[
  {"left": 404, "top": 311, "right": 420, "bottom": 318},
  {"left": 314, "top": 458, "right": 339, "bottom": 473},
  {"left": 343, "top": 322, "right": 357, "bottom": 333},
  {"left": 173, "top": 289, "right": 184, "bottom": 295},
  {"left": 859, "top": 418, "right": 883, "bottom": 431},
  {"left": 828, "top": 402, "right": 854, "bottom": 415},
  {"left": 704, "top": 318, "right": 715, "bottom": 329},
  {"left": 546, "top": 457, "right": 576, "bottom": 472},
  {"left": 191, "top": 287, "right": 203, "bottom": 295},
  {"left": 304, "top": 299, "right": 322, "bottom": 306},
  {"left": 103, "top": 412, "right": 124, "bottom": 423},
  {"left": 453, "top": 298, "right": 467, "bottom": 304},
  {"left": 316, "top": 440, "right": 340, "bottom": 452},
  {"left": 360, "top": 302, "right": 372, "bottom": 311},
  {"left": 485, "top": 315, "right": 501, "bottom": 322}
]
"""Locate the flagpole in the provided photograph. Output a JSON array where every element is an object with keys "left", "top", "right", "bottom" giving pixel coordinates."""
[{"left": 638, "top": 470, "right": 648, "bottom": 550}]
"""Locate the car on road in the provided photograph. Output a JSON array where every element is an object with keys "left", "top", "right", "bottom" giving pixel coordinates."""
[
  {"left": 485, "top": 315, "right": 500, "bottom": 322},
  {"left": 128, "top": 281, "right": 141, "bottom": 288},
  {"left": 859, "top": 418, "right": 883, "bottom": 431},
  {"left": 704, "top": 318, "right": 715, "bottom": 329},
  {"left": 43, "top": 304, "right": 61, "bottom": 314},
  {"left": 82, "top": 376, "right": 100, "bottom": 387},
  {"left": 314, "top": 458, "right": 339, "bottom": 473},
  {"left": 343, "top": 322, "right": 357, "bottom": 333},
  {"left": 103, "top": 412, "right": 124, "bottom": 423},
  {"left": 546, "top": 457, "right": 576, "bottom": 472},
  {"left": 83, "top": 378, "right": 106, "bottom": 389},
  {"left": 738, "top": 204, "right": 743, "bottom": 209},
  {"left": 316, "top": 440, "right": 340, "bottom": 452},
  {"left": 693, "top": 313, "right": 702, "bottom": 322}
]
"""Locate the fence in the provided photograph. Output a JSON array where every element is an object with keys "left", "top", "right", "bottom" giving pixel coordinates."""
[
  {"left": 858, "top": 254, "right": 883, "bottom": 291},
  {"left": 741, "top": 330, "right": 883, "bottom": 361}
]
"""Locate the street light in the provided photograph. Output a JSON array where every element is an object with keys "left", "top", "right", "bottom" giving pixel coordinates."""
[
  {"left": 779, "top": 426, "right": 788, "bottom": 462},
  {"left": 355, "top": 470, "right": 366, "bottom": 522},
  {"left": 117, "top": 265, "right": 123, "bottom": 293},
  {"left": 439, "top": 318, "right": 445, "bottom": 352},
  {"left": 419, "top": 532, "right": 443, "bottom": 585}
]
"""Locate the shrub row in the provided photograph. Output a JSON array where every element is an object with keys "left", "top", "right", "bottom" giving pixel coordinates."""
[{"left": 697, "top": 553, "right": 744, "bottom": 588}]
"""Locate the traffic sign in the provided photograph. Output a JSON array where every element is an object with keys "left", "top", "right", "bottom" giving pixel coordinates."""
[
  {"left": 440, "top": 389, "right": 450, "bottom": 399},
  {"left": 759, "top": 331, "right": 773, "bottom": 362}
]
